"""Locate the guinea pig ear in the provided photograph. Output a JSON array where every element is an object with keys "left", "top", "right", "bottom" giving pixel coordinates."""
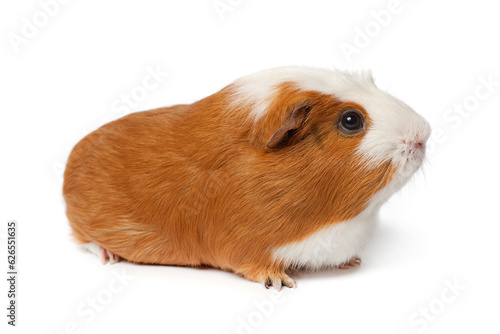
[{"left": 265, "top": 102, "right": 312, "bottom": 149}]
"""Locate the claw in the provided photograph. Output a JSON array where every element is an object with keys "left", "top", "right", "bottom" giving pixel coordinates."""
[
  {"left": 349, "top": 257, "right": 361, "bottom": 267},
  {"left": 102, "top": 248, "right": 108, "bottom": 265},
  {"left": 107, "top": 250, "right": 120, "bottom": 264},
  {"left": 273, "top": 279, "right": 282, "bottom": 292},
  {"left": 282, "top": 277, "right": 297, "bottom": 289},
  {"left": 338, "top": 256, "right": 362, "bottom": 269}
]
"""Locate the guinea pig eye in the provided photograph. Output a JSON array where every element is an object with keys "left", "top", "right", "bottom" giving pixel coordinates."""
[{"left": 339, "top": 110, "right": 365, "bottom": 134}]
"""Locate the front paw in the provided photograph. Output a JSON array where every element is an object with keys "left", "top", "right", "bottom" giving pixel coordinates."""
[
  {"left": 240, "top": 267, "right": 297, "bottom": 291},
  {"left": 262, "top": 272, "right": 297, "bottom": 291}
]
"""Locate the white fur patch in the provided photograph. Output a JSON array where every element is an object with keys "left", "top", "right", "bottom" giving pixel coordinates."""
[
  {"left": 347, "top": 87, "right": 431, "bottom": 180},
  {"left": 271, "top": 184, "right": 396, "bottom": 270},
  {"left": 272, "top": 216, "right": 375, "bottom": 270},
  {"left": 273, "top": 205, "right": 375, "bottom": 269},
  {"left": 231, "top": 66, "right": 374, "bottom": 120}
]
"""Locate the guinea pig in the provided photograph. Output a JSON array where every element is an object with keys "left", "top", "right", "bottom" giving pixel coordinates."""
[{"left": 63, "top": 66, "right": 430, "bottom": 290}]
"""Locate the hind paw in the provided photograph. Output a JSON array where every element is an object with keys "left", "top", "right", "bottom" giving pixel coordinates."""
[{"left": 81, "top": 242, "right": 121, "bottom": 264}]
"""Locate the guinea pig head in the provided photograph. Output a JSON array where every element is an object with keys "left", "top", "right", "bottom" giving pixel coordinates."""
[{"left": 232, "top": 67, "right": 431, "bottom": 215}]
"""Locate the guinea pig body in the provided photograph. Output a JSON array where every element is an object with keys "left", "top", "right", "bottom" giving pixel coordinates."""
[{"left": 63, "top": 66, "right": 430, "bottom": 289}]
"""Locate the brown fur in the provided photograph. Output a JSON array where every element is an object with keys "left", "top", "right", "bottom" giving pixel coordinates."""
[{"left": 63, "top": 82, "right": 395, "bottom": 283}]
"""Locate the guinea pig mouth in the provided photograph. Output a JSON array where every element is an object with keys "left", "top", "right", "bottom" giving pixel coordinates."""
[
  {"left": 402, "top": 139, "right": 426, "bottom": 159},
  {"left": 394, "top": 140, "right": 426, "bottom": 177}
]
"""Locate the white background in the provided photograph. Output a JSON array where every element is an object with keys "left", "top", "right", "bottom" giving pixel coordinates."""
[{"left": 1, "top": 0, "right": 499, "bottom": 333}]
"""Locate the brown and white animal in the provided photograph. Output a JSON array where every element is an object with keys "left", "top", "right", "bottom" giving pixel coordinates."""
[{"left": 63, "top": 66, "right": 431, "bottom": 290}]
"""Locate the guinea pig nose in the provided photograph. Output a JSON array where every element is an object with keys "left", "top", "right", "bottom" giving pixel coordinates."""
[
  {"left": 415, "top": 141, "right": 425, "bottom": 149},
  {"left": 415, "top": 130, "right": 430, "bottom": 150},
  {"left": 402, "top": 138, "right": 426, "bottom": 150}
]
